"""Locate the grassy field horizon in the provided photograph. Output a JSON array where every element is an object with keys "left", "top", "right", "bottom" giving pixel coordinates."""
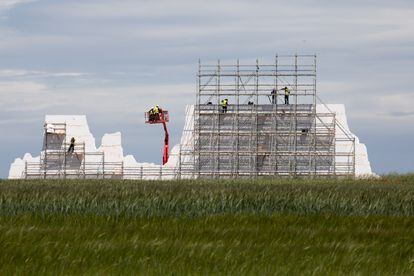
[{"left": 1, "top": 175, "right": 414, "bottom": 274}]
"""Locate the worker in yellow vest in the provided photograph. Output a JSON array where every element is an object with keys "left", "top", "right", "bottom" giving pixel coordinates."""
[
  {"left": 282, "top": 87, "right": 290, "bottom": 105},
  {"left": 221, "top": 99, "right": 228, "bottom": 113},
  {"left": 153, "top": 105, "right": 160, "bottom": 120}
]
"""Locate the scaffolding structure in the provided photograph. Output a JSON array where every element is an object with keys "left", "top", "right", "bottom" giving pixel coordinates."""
[
  {"left": 24, "top": 122, "right": 179, "bottom": 180},
  {"left": 25, "top": 123, "right": 104, "bottom": 179},
  {"left": 22, "top": 55, "right": 355, "bottom": 179},
  {"left": 180, "top": 55, "right": 355, "bottom": 178}
]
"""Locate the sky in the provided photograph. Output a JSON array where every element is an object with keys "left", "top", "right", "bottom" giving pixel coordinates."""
[{"left": 1, "top": 0, "right": 413, "bottom": 177}]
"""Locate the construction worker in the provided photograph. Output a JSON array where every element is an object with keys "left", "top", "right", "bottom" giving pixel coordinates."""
[
  {"left": 153, "top": 105, "right": 160, "bottom": 120},
  {"left": 221, "top": 98, "right": 228, "bottom": 113},
  {"left": 271, "top": 88, "right": 277, "bottom": 104},
  {"left": 67, "top": 137, "right": 75, "bottom": 154},
  {"left": 282, "top": 87, "right": 290, "bottom": 105},
  {"left": 148, "top": 108, "right": 154, "bottom": 122}
]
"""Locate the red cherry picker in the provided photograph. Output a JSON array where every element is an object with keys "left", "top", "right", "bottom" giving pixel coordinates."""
[{"left": 145, "top": 107, "right": 169, "bottom": 165}]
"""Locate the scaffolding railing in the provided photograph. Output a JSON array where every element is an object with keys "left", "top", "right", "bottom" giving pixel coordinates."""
[{"left": 180, "top": 55, "right": 355, "bottom": 178}]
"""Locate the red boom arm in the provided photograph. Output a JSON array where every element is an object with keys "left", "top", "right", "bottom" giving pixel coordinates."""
[
  {"left": 162, "top": 121, "right": 169, "bottom": 165},
  {"left": 145, "top": 110, "right": 169, "bottom": 165}
]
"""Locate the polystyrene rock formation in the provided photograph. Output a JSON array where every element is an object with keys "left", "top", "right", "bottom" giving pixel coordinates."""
[
  {"left": 317, "top": 104, "right": 372, "bottom": 176},
  {"left": 8, "top": 104, "right": 374, "bottom": 179}
]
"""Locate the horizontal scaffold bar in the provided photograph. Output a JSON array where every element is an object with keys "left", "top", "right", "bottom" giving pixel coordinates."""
[{"left": 199, "top": 74, "right": 316, "bottom": 77}]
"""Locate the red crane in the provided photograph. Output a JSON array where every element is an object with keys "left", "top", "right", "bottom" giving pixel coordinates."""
[{"left": 145, "top": 108, "right": 169, "bottom": 165}]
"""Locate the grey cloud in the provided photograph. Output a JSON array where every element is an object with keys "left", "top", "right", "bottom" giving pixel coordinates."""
[
  {"left": 387, "top": 111, "right": 414, "bottom": 117},
  {"left": 0, "top": 0, "right": 37, "bottom": 12},
  {"left": 0, "top": 69, "right": 90, "bottom": 78}
]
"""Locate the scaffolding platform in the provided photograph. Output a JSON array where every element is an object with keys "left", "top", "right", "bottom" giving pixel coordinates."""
[{"left": 180, "top": 55, "right": 355, "bottom": 178}]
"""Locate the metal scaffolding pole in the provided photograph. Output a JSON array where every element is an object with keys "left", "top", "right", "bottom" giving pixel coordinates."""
[{"left": 186, "top": 55, "right": 355, "bottom": 179}]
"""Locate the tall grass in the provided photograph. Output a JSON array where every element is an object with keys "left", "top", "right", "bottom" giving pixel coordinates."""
[
  {"left": 1, "top": 214, "right": 414, "bottom": 274},
  {"left": 0, "top": 175, "right": 414, "bottom": 217},
  {"left": 1, "top": 175, "right": 414, "bottom": 274}
]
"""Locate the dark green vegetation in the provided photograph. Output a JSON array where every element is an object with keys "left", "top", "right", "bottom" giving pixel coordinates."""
[
  {"left": 1, "top": 175, "right": 414, "bottom": 274},
  {"left": 2, "top": 175, "right": 414, "bottom": 217},
  {"left": 2, "top": 214, "right": 414, "bottom": 274}
]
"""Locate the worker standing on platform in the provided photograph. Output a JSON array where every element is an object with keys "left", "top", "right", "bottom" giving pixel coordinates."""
[
  {"left": 221, "top": 98, "right": 228, "bottom": 113},
  {"left": 148, "top": 108, "right": 154, "bottom": 122},
  {"left": 67, "top": 137, "right": 75, "bottom": 154},
  {"left": 153, "top": 105, "right": 160, "bottom": 120},
  {"left": 282, "top": 87, "right": 290, "bottom": 105},
  {"left": 271, "top": 88, "right": 277, "bottom": 104}
]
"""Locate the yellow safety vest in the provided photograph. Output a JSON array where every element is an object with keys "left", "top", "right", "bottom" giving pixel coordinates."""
[
  {"left": 153, "top": 106, "right": 159, "bottom": 113},
  {"left": 221, "top": 99, "right": 228, "bottom": 107},
  {"left": 284, "top": 88, "right": 290, "bottom": 96}
]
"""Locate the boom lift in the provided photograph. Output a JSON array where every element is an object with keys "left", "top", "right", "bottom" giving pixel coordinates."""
[{"left": 145, "top": 108, "right": 169, "bottom": 165}]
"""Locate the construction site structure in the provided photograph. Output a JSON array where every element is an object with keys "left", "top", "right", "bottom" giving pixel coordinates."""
[
  {"left": 25, "top": 118, "right": 121, "bottom": 179},
  {"left": 180, "top": 55, "right": 355, "bottom": 178},
  {"left": 10, "top": 55, "right": 366, "bottom": 180},
  {"left": 22, "top": 115, "right": 177, "bottom": 180}
]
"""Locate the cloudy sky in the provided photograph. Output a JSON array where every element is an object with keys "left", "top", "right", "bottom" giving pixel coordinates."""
[{"left": 1, "top": 0, "right": 413, "bottom": 177}]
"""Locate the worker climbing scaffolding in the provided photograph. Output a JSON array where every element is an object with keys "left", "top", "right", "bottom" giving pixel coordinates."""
[
  {"left": 67, "top": 137, "right": 75, "bottom": 154},
  {"left": 145, "top": 106, "right": 170, "bottom": 165}
]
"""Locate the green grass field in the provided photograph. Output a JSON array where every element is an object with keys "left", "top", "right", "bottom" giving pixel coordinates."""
[{"left": 1, "top": 175, "right": 414, "bottom": 274}]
